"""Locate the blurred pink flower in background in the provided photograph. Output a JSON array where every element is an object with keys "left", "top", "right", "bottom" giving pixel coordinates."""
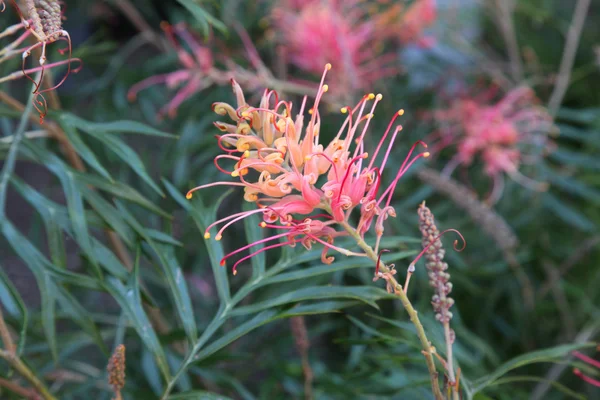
[
  {"left": 430, "top": 86, "right": 555, "bottom": 203},
  {"left": 272, "top": 0, "right": 401, "bottom": 104}
]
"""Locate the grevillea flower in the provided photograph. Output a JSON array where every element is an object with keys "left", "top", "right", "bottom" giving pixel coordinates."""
[
  {"left": 187, "top": 64, "right": 431, "bottom": 275},
  {"left": 430, "top": 86, "right": 555, "bottom": 203},
  {"left": 572, "top": 350, "right": 600, "bottom": 387},
  {"left": 271, "top": 0, "right": 399, "bottom": 104}
]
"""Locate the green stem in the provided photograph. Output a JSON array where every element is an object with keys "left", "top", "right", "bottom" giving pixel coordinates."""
[
  {"left": 0, "top": 349, "right": 57, "bottom": 400},
  {"left": 339, "top": 220, "right": 444, "bottom": 400}
]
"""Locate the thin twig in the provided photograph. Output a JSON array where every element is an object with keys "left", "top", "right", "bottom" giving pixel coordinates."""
[
  {"left": 0, "top": 377, "right": 38, "bottom": 399},
  {"left": 0, "top": 304, "right": 16, "bottom": 354},
  {"left": 493, "top": 0, "right": 523, "bottom": 81},
  {"left": 109, "top": 0, "right": 167, "bottom": 52},
  {"left": 0, "top": 130, "right": 49, "bottom": 143},
  {"left": 0, "top": 349, "right": 57, "bottom": 400},
  {"left": 548, "top": 0, "right": 591, "bottom": 115}
]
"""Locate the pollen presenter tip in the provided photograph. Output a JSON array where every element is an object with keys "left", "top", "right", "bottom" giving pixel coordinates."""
[
  {"left": 341, "top": 107, "right": 348, "bottom": 114},
  {"left": 204, "top": 232, "right": 210, "bottom": 239},
  {"left": 398, "top": 109, "right": 405, "bottom": 116},
  {"left": 322, "top": 84, "right": 329, "bottom": 93},
  {"left": 325, "top": 63, "right": 332, "bottom": 70},
  {"left": 423, "top": 152, "right": 431, "bottom": 158},
  {"left": 376, "top": 94, "right": 383, "bottom": 101},
  {"left": 215, "top": 234, "right": 222, "bottom": 241}
]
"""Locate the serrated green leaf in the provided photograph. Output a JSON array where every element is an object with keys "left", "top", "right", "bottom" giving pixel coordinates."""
[
  {"left": 74, "top": 172, "right": 170, "bottom": 218},
  {"left": 163, "top": 179, "right": 231, "bottom": 304},
  {"left": 176, "top": 0, "right": 227, "bottom": 36},
  {"left": 60, "top": 123, "right": 112, "bottom": 180},
  {"left": 104, "top": 249, "right": 171, "bottom": 381},
  {"left": 1, "top": 220, "right": 57, "bottom": 360},
  {"left": 472, "top": 342, "right": 596, "bottom": 393},
  {"left": 170, "top": 391, "right": 234, "bottom": 400},
  {"left": 0, "top": 267, "right": 28, "bottom": 355},
  {"left": 60, "top": 113, "right": 176, "bottom": 138},
  {"left": 543, "top": 193, "right": 595, "bottom": 232},
  {"left": 229, "top": 286, "right": 393, "bottom": 316}
]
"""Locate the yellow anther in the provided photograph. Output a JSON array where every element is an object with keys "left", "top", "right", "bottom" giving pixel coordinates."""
[
  {"left": 368, "top": 93, "right": 375, "bottom": 100},
  {"left": 322, "top": 84, "right": 329, "bottom": 92},
  {"left": 398, "top": 109, "right": 405, "bottom": 116},
  {"left": 204, "top": 232, "right": 210, "bottom": 239},
  {"left": 186, "top": 192, "right": 193, "bottom": 199},
  {"left": 231, "top": 170, "right": 240, "bottom": 177},
  {"left": 325, "top": 63, "right": 332, "bottom": 70},
  {"left": 304, "top": 155, "right": 312, "bottom": 161},
  {"left": 376, "top": 94, "right": 383, "bottom": 101},
  {"left": 423, "top": 152, "right": 431, "bottom": 158},
  {"left": 241, "top": 111, "right": 250, "bottom": 118},
  {"left": 215, "top": 234, "right": 223, "bottom": 241},
  {"left": 233, "top": 270, "right": 238, "bottom": 275},
  {"left": 260, "top": 222, "right": 267, "bottom": 228},
  {"left": 243, "top": 150, "right": 250, "bottom": 158},
  {"left": 362, "top": 152, "right": 369, "bottom": 159},
  {"left": 366, "top": 113, "right": 374, "bottom": 119},
  {"left": 308, "top": 108, "right": 314, "bottom": 115},
  {"left": 341, "top": 107, "right": 348, "bottom": 114}
]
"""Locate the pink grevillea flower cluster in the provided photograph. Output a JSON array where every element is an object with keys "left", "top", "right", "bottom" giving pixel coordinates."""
[
  {"left": 572, "top": 350, "right": 600, "bottom": 387},
  {"left": 271, "top": 0, "right": 399, "bottom": 104},
  {"left": 186, "top": 64, "right": 431, "bottom": 275},
  {"left": 430, "top": 86, "right": 555, "bottom": 203},
  {"left": 128, "top": 22, "right": 310, "bottom": 119}
]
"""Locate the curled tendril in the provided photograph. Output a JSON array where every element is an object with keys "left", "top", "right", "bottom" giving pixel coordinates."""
[{"left": 410, "top": 228, "right": 466, "bottom": 268}]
